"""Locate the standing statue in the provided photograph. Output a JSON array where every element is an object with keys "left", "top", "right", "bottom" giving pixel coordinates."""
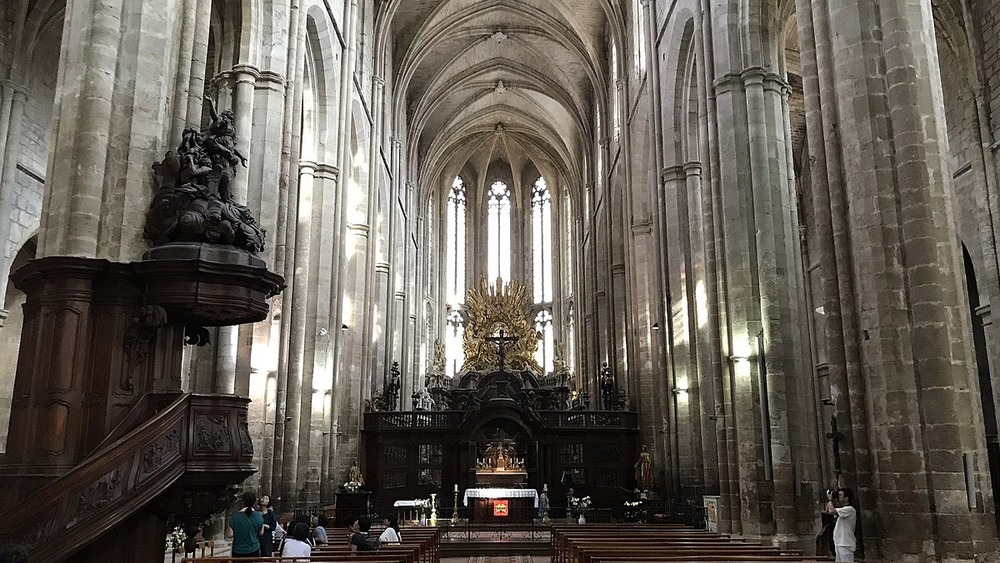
[
  {"left": 552, "top": 341, "right": 572, "bottom": 386},
  {"left": 426, "top": 339, "right": 447, "bottom": 388},
  {"left": 634, "top": 445, "right": 653, "bottom": 491},
  {"left": 385, "top": 361, "right": 401, "bottom": 411},
  {"left": 347, "top": 460, "right": 364, "bottom": 488},
  {"left": 600, "top": 362, "right": 617, "bottom": 410}
]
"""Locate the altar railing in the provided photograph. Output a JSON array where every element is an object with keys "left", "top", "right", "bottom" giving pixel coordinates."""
[
  {"left": 370, "top": 411, "right": 461, "bottom": 429},
  {"left": 540, "top": 411, "right": 638, "bottom": 429},
  {"left": 366, "top": 410, "right": 637, "bottom": 430}
]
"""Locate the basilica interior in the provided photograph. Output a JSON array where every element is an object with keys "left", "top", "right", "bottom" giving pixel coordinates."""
[{"left": 3, "top": 0, "right": 1000, "bottom": 561}]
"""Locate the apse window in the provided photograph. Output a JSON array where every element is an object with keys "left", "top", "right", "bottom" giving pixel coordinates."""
[
  {"left": 487, "top": 180, "right": 511, "bottom": 284},
  {"left": 447, "top": 177, "right": 466, "bottom": 305},
  {"left": 532, "top": 177, "right": 552, "bottom": 303}
]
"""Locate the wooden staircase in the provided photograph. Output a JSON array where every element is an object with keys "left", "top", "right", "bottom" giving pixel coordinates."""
[{"left": 0, "top": 392, "right": 256, "bottom": 562}]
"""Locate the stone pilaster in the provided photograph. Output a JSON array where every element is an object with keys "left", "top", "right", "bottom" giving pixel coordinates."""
[
  {"left": 0, "top": 80, "right": 28, "bottom": 315},
  {"left": 39, "top": 0, "right": 191, "bottom": 261}
]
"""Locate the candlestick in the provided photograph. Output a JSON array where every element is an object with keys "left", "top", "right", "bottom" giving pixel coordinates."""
[{"left": 454, "top": 483, "right": 459, "bottom": 492}]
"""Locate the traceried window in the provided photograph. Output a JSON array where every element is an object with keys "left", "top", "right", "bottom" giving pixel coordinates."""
[
  {"left": 487, "top": 181, "right": 511, "bottom": 283},
  {"left": 534, "top": 310, "right": 554, "bottom": 375},
  {"left": 612, "top": 45, "right": 621, "bottom": 141},
  {"left": 633, "top": 0, "right": 646, "bottom": 74},
  {"left": 563, "top": 192, "right": 574, "bottom": 291},
  {"left": 446, "top": 310, "right": 465, "bottom": 378},
  {"left": 532, "top": 178, "right": 553, "bottom": 303},
  {"left": 446, "top": 177, "right": 466, "bottom": 305}
]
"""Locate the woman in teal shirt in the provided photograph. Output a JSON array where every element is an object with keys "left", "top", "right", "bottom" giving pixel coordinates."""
[{"left": 229, "top": 492, "right": 265, "bottom": 557}]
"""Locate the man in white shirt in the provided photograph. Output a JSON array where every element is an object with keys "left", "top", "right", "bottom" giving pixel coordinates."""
[{"left": 825, "top": 487, "right": 857, "bottom": 562}]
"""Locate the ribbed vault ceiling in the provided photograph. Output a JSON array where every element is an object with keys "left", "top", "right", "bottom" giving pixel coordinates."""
[{"left": 380, "top": 0, "right": 615, "bottom": 197}]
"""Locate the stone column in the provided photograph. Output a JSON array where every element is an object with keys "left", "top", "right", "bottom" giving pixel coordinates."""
[
  {"left": 741, "top": 66, "right": 805, "bottom": 543},
  {"left": 326, "top": 0, "right": 360, "bottom": 498},
  {"left": 0, "top": 80, "right": 28, "bottom": 317},
  {"left": 185, "top": 0, "right": 212, "bottom": 125},
  {"left": 279, "top": 160, "right": 316, "bottom": 507},
  {"left": 683, "top": 161, "right": 708, "bottom": 497},
  {"left": 229, "top": 64, "right": 259, "bottom": 205},
  {"left": 271, "top": 3, "right": 307, "bottom": 501},
  {"left": 802, "top": 0, "right": 1000, "bottom": 558}
]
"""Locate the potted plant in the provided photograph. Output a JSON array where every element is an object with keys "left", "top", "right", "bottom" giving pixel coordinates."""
[{"left": 569, "top": 495, "right": 592, "bottom": 524}]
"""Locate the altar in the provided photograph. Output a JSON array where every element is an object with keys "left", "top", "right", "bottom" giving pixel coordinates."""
[
  {"left": 475, "top": 435, "right": 527, "bottom": 487},
  {"left": 464, "top": 488, "right": 539, "bottom": 523}
]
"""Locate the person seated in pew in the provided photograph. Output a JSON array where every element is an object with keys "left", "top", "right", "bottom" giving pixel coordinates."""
[
  {"left": 344, "top": 514, "right": 359, "bottom": 543},
  {"left": 277, "top": 514, "right": 314, "bottom": 553},
  {"left": 280, "top": 522, "right": 313, "bottom": 559},
  {"left": 378, "top": 516, "right": 401, "bottom": 544},
  {"left": 350, "top": 517, "right": 380, "bottom": 552},
  {"left": 312, "top": 513, "right": 329, "bottom": 545}
]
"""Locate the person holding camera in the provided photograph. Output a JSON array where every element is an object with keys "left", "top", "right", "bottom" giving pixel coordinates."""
[{"left": 824, "top": 488, "right": 857, "bottom": 562}]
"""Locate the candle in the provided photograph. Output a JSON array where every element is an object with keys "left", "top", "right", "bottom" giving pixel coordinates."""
[{"left": 454, "top": 484, "right": 459, "bottom": 492}]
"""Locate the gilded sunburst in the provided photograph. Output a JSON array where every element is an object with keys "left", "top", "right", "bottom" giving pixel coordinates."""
[{"left": 461, "top": 278, "right": 542, "bottom": 374}]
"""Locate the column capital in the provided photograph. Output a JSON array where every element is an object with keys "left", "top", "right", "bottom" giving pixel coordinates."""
[
  {"left": 1, "top": 79, "right": 28, "bottom": 99},
  {"left": 740, "top": 66, "right": 767, "bottom": 86},
  {"left": 616, "top": 76, "right": 627, "bottom": 89},
  {"left": 660, "top": 165, "right": 684, "bottom": 181},
  {"left": 598, "top": 137, "right": 610, "bottom": 148},
  {"left": 210, "top": 71, "right": 231, "bottom": 89},
  {"left": 631, "top": 222, "right": 653, "bottom": 235},
  {"left": 373, "top": 75, "right": 385, "bottom": 89},
  {"left": 405, "top": 181, "right": 417, "bottom": 191},
  {"left": 315, "top": 163, "right": 340, "bottom": 179},
  {"left": 639, "top": 0, "right": 650, "bottom": 6},
  {"left": 375, "top": 262, "right": 391, "bottom": 274},
  {"left": 390, "top": 136, "right": 402, "bottom": 147},
  {"left": 298, "top": 160, "right": 318, "bottom": 173},
  {"left": 255, "top": 70, "right": 286, "bottom": 90},
  {"left": 683, "top": 161, "right": 702, "bottom": 176},
  {"left": 231, "top": 64, "right": 261, "bottom": 85},
  {"left": 712, "top": 73, "right": 742, "bottom": 94}
]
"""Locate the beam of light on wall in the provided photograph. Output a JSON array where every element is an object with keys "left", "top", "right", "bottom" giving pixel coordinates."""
[
  {"left": 250, "top": 330, "right": 280, "bottom": 374},
  {"left": 341, "top": 294, "right": 353, "bottom": 331},
  {"left": 347, "top": 175, "right": 366, "bottom": 225},
  {"left": 730, "top": 336, "right": 753, "bottom": 379},
  {"left": 696, "top": 280, "right": 708, "bottom": 328},
  {"left": 673, "top": 298, "right": 688, "bottom": 345},
  {"left": 314, "top": 365, "right": 333, "bottom": 393},
  {"left": 372, "top": 308, "right": 382, "bottom": 344}
]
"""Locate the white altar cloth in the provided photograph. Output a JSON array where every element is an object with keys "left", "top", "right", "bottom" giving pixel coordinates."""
[
  {"left": 393, "top": 500, "right": 424, "bottom": 508},
  {"left": 463, "top": 488, "right": 539, "bottom": 507}
]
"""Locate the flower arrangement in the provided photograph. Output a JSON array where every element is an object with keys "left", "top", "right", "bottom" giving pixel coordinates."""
[
  {"left": 165, "top": 526, "right": 187, "bottom": 552},
  {"left": 569, "top": 495, "right": 592, "bottom": 518},
  {"left": 342, "top": 480, "right": 361, "bottom": 493}
]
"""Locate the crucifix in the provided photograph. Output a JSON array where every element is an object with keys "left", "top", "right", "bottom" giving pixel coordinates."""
[
  {"left": 826, "top": 414, "right": 844, "bottom": 476},
  {"left": 484, "top": 329, "right": 519, "bottom": 373}
]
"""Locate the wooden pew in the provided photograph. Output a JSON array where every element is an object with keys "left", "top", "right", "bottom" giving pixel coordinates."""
[{"left": 549, "top": 524, "right": 822, "bottom": 563}]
